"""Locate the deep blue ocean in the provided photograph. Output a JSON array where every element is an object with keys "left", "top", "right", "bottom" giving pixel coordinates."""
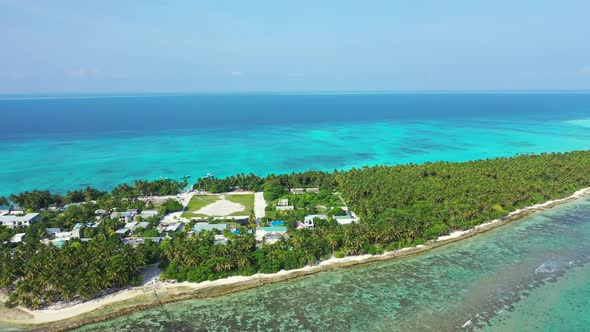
[
  {"left": 1, "top": 93, "right": 590, "bottom": 332},
  {"left": 1, "top": 92, "right": 589, "bottom": 196}
]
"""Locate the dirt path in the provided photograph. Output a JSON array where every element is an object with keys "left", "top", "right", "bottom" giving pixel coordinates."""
[{"left": 254, "top": 192, "right": 266, "bottom": 218}]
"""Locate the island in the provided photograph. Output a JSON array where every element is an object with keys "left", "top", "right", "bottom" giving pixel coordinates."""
[{"left": 1, "top": 150, "right": 589, "bottom": 331}]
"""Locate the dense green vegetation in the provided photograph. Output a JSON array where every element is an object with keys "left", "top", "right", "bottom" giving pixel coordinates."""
[
  {"left": 9, "top": 179, "right": 187, "bottom": 211},
  {"left": 0, "top": 235, "right": 145, "bottom": 308},
  {"left": 160, "top": 151, "right": 590, "bottom": 283},
  {"left": 157, "top": 198, "right": 184, "bottom": 215},
  {"left": 1, "top": 151, "right": 590, "bottom": 309},
  {"left": 265, "top": 190, "right": 344, "bottom": 223},
  {"left": 195, "top": 171, "right": 336, "bottom": 197},
  {"left": 338, "top": 151, "right": 590, "bottom": 242},
  {"left": 112, "top": 179, "right": 188, "bottom": 197},
  {"left": 161, "top": 230, "right": 258, "bottom": 282}
]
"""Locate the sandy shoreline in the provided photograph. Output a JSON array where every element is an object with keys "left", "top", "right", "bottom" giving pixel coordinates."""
[{"left": 3, "top": 187, "right": 590, "bottom": 331}]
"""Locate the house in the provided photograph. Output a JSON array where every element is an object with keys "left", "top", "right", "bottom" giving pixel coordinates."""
[
  {"left": 303, "top": 214, "right": 328, "bottom": 228},
  {"left": 110, "top": 210, "right": 137, "bottom": 223},
  {"left": 165, "top": 223, "right": 184, "bottom": 233},
  {"left": 45, "top": 228, "right": 61, "bottom": 238},
  {"left": 290, "top": 187, "right": 320, "bottom": 194},
  {"left": 121, "top": 237, "right": 164, "bottom": 247},
  {"left": 133, "top": 222, "right": 149, "bottom": 231},
  {"left": 10, "top": 208, "right": 25, "bottom": 215},
  {"left": 276, "top": 199, "right": 294, "bottom": 211},
  {"left": 115, "top": 228, "right": 131, "bottom": 237},
  {"left": 71, "top": 228, "right": 83, "bottom": 239},
  {"left": 55, "top": 231, "right": 72, "bottom": 240},
  {"left": 138, "top": 210, "right": 158, "bottom": 220},
  {"left": 144, "top": 237, "right": 164, "bottom": 244},
  {"left": 124, "top": 222, "right": 138, "bottom": 230},
  {"left": 122, "top": 222, "right": 148, "bottom": 232},
  {"left": 193, "top": 223, "right": 227, "bottom": 233},
  {"left": 0, "top": 205, "right": 12, "bottom": 215},
  {"left": 95, "top": 209, "right": 107, "bottom": 216},
  {"left": 0, "top": 213, "right": 41, "bottom": 229},
  {"left": 290, "top": 188, "right": 306, "bottom": 195},
  {"left": 9, "top": 233, "right": 26, "bottom": 243},
  {"left": 257, "top": 226, "right": 289, "bottom": 244},
  {"left": 334, "top": 215, "right": 358, "bottom": 225},
  {"left": 121, "top": 238, "right": 140, "bottom": 246}
]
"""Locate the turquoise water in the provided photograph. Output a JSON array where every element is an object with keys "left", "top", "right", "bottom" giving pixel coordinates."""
[
  {"left": 1, "top": 93, "right": 590, "bottom": 196},
  {"left": 71, "top": 197, "right": 590, "bottom": 332}
]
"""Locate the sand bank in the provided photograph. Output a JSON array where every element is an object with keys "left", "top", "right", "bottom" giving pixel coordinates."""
[{"left": 4, "top": 187, "right": 590, "bottom": 331}]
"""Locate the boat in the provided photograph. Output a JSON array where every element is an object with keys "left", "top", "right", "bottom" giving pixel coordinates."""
[
  {"left": 205, "top": 173, "right": 215, "bottom": 179},
  {"left": 179, "top": 175, "right": 191, "bottom": 180}
]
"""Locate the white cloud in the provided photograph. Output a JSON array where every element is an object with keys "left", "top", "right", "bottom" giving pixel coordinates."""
[
  {"left": 230, "top": 71, "right": 244, "bottom": 77},
  {"left": 580, "top": 66, "right": 590, "bottom": 76},
  {"left": 69, "top": 67, "right": 104, "bottom": 79}
]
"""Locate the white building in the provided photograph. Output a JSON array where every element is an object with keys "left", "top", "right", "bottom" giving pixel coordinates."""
[
  {"left": 138, "top": 210, "right": 159, "bottom": 220},
  {"left": 303, "top": 214, "right": 328, "bottom": 228},
  {"left": 45, "top": 228, "right": 61, "bottom": 238},
  {"left": 290, "top": 187, "right": 320, "bottom": 194},
  {"left": 0, "top": 213, "right": 41, "bottom": 229},
  {"left": 165, "top": 223, "right": 184, "bottom": 233},
  {"left": 110, "top": 210, "right": 137, "bottom": 223},
  {"left": 334, "top": 215, "right": 358, "bottom": 225},
  {"left": 9, "top": 233, "right": 26, "bottom": 243},
  {"left": 256, "top": 226, "right": 289, "bottom": 244},
  {"left": 276, "top": 199, "right": 295, "bottom": 211}
]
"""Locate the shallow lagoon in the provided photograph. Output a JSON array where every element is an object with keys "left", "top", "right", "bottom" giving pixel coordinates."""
[{"left": 1, "top": 93, "right": 590, "bottom": 196}]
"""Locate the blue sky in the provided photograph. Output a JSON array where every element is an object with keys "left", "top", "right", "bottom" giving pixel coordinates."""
[{"left": 1, "top": 0, "right": 589, "bottom": 93}]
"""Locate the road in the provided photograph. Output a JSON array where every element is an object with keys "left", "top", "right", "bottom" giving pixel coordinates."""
[{"left": 254, "top": 192, "right": 266, "bottom": 219}]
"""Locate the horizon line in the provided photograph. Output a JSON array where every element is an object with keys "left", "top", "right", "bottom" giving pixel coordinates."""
[{"left": 1, "top": 89, "right": 590, "bottom": 101}]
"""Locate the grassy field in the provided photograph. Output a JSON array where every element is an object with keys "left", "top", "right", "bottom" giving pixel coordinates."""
[
  {"left": 225, "top": 194, "right": 254, "bottom": 216},
  {"left": 181, "top": 195, "right": 220, "bottom": 218},
  {"left": 182, "top": 194, "right": 254, "bottom": 218}
]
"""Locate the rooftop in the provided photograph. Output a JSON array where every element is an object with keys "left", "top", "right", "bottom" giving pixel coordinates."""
[
  {"left": 0, "top": 213, "right": 40, "bottom": 221},
  {"left": 261, "top": 226, "right": 288, "bottom": 233}
]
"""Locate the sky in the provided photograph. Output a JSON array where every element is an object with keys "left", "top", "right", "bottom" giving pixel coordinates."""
[{"left": 1, "top": 0, "right": 589, "bottom": 94}]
